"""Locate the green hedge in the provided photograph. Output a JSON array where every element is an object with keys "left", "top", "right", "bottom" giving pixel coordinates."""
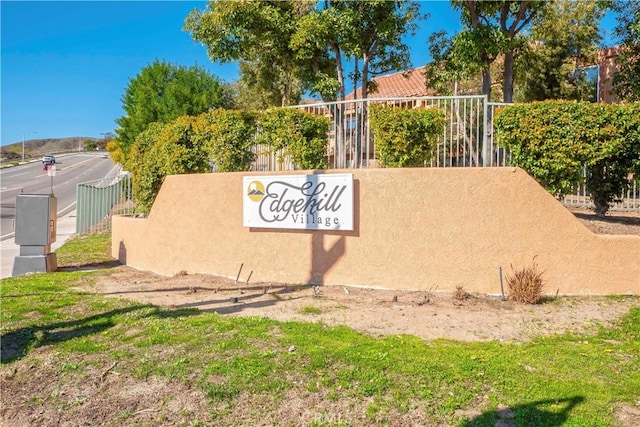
[
  {"left": 495, "top": 100, "right": 640, "bottom": 216},
  {"left": 257, "top": 108, "right": 330, "bottom": 170},
  {"left": 194, "top": 109, "right": 257, "bottom": 172},
  {"left": 132, "top": 116, "right": 210, "bottom": 212},
  {"left": 369, "top": 104, "right": 445, "bottom": 167},
  {"left": 128, "top": 108, "right": 331, "bottom": 213}
]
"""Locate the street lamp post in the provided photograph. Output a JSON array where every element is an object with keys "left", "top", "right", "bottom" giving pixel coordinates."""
[{"left": 21, "top": 131, "right": 36, "bottom": 163}]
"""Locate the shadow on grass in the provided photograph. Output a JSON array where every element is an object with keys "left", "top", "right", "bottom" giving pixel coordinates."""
[
  {"left": 0, "top": 305, "right": 199, "bottom": 364},
  {"left": 464, "top": 396, "right": 585, "bottom": 426}
]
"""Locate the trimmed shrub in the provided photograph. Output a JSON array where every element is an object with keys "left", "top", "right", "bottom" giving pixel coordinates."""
[
  {"left": 369, "top": 104, "right": 445, "bottom": 167},
  {"left": 128, "top": 122, "right": 165, "bottom": 213},
  {"left": 257, "top": 108, "right": 330, "bottom": 170},
  {"left": 133, "top": 116, "right": 209, "bottom": 213},
  {"left": 585, "top": 102, "right": 640, "bottom": 216},
  {"left": 193, "top": 109, "right": 257, "bottom": 172},
  {"left": 495, "top": 101, "right": 640, "bottom": 216}
]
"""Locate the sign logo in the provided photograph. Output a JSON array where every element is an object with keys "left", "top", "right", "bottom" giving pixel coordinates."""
[
  {"left": 243, "top": 174, "right": 354, "bottom": 230},
  {"left": 247, "top": 180, "right": 265, "bottom": 202}
]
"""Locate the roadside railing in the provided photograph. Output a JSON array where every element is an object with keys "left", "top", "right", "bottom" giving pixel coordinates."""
[{"left": 76, "top": 172, "right": 134, "bottom": 235}]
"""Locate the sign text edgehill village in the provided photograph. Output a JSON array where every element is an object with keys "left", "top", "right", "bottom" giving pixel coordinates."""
[{"left": 243, "top": 174, "right": 354, "bottom": 231}]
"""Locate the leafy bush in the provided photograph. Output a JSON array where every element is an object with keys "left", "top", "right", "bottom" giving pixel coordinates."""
[
  {"left": 106, "top": 139, "right": 125, "bottom": 164},
  {"left": 115, "top": 60, "right": 228, "bottom": 163},
  {"left": 193, "top": 109, "right": 257, "bottom": 172},
  {"left": 369, "top": 104, "right": 445, "bottom": 167},
  {"left": 495, "top": 101, "right": 640, "bottom": 216},
  {"left": 128, "top": 123, "right": 164, "bottom": 212},
  {"left": 585, "top": 102, "right": 640, "bottom": 216},
  {"left": 257, "top": 108, "right": 330, "bottom": 170},
  {"left": 133, "top": 116, "right": 209, "bottom": 212},
  {"left": 506, "top": 258, "right": 545, "bottom": 304}
]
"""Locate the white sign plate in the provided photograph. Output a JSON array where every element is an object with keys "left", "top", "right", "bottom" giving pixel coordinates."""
[{"left": 243, "top": 174, "right": 354, "bottom": 230}]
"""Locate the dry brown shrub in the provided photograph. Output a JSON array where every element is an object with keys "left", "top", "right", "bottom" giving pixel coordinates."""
[
  {"left": 506, "top": 258, "right": 545, "bottom": 304},
  {"left": 453, "top": 285, "right": 469, "bottom": 301}
]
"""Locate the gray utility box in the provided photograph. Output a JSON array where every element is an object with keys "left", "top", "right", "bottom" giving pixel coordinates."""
[{"left": 13, "top": 194, "right": 58, "bottom": 276}]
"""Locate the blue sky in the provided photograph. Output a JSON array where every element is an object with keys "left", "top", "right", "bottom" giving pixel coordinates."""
[{"left": 1, "top": 1, "right": 619, "bottom": 146}]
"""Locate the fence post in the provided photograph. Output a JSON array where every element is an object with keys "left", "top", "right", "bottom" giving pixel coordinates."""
[
  {"left": 75, "top": 183, "right": 81, "bottom": 235},
  {"left": 482, "top": 95, "right": 489, "bottom": 167}
]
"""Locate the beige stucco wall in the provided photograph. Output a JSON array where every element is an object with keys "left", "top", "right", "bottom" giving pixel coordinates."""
[{"left": 112, "top": 168, "right": 639, "bottom": 295}]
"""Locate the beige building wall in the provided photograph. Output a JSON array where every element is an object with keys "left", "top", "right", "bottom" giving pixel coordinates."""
[{"left": 112, "top": 168, "right": 639, "bottom": 295}]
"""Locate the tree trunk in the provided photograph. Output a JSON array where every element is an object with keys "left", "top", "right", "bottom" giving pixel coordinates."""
[
  {"left": 482, "top": 64, "right": 492, "bottom": 99},
  {"left": 355, "top": 55, "right": 373, "bottom": 168},
  {"left": 331, "top": 44, "right": 346, "bottom": 168},
  {"left": 361, "top": 56, "right": 369, "bottom": 101},
  {"left": 503, "top": 50, "right": 514, "bottom": 103},
  {"left": 332, "top": 44, "right": 346, "bottom": 101},
  {"left": 353, "top": 57, "right": 359, "bottom": 99}
]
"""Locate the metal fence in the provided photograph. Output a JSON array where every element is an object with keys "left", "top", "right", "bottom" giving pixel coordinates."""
[
  {"left": 281, "top": 96, "right": 515, "bottom": 170},
  {"left": 282, "top": 95, "right": 490, "bottom": 169},
  {"left": 563, "top": 173, "right": 640, "bottom": 211},
  {"left": 280, "top": 95, "right": 638, "bottom": 212},
  {"left": 76, "top": 172, "right": 134, "bottom": 235},
  {"left": 75, "top": 96, "right": 638, "bottom": 228}
]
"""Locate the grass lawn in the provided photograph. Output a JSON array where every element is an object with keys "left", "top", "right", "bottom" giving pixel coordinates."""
[{"left": 1, "top": 233, "right": 638, "bottom": 426}]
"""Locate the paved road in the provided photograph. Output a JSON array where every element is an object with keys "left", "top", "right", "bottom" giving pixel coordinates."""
[{"left": 0, "top": 152, "right": 120, "bottom": 240}]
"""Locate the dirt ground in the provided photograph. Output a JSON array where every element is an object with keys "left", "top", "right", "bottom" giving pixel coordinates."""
[
  {"left": 83, "top": 207, "right": 640, "bottom": 344},
  {"left": 86, "top": 266, "right": 638, "bottom": 344},
  {"left": 569, "top": 207, "right": 640, "bottom": 235},
  {"left": 2, "top": 208, "right": 639, "bottom": 427}
]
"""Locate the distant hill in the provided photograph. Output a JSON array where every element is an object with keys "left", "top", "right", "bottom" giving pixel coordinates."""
[{"left": 0, "top": 137, "right": 107, "bottom": 162}]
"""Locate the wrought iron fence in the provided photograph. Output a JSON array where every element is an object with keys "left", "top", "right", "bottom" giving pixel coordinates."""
[
  {"left": 563, "top": 172, "right": 640, "bottom": 211},
  {"left": 75, "top": 96, "right": 638, "bottom": 225},
  {"left": 281, "top": 96, "right": 638, "bottom": 212},
  {"left": 285, "top": 95, "right": 496, "bottom": 169}
]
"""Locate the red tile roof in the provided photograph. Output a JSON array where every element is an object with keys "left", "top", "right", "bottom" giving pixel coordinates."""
[{"left": 346, "top": 66, "right": 432, "bottom": 100}]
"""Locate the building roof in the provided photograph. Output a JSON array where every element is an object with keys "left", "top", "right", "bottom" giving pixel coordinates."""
[{"left": 346, "top": 66, "right": 432, "bottom": 100}]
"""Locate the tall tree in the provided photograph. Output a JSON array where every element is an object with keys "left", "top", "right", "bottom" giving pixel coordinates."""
[
  {"left": 611, "top": 0, "right": 640, "bottom": 101},
  {"left": 336, "top": 0, "right": 420, "bottom": 101},
  {"left": 514, "top": 0, "right": 604, "bottom": 102},
  {"left": 427, "top": 1, "right": 543, "bottom": 102},
  {"left": 113, "top": 60, "right": 227, "bottom": 164},
  {"left": 185, "top": 0, "right": 421, "bottom": 169},
  {"left": 185, "top": 0, "right": 421, "bottom": 104},
  {"left": 291, "top": 3, "right": 350, "bottom": 101},
  {"left": 184, "top": 0, "right": 314, "bottom": 106}
]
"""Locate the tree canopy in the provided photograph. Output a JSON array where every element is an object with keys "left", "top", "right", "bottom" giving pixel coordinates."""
[
  {"left": 611, "top": 0, "right": 640, "bottom": 101},
  {"left": 112, "top": 60, "right": 228, "bottom": 165},
  {"left": 514, "top": 0, "right": 604, "bottom": 102},
  {"left": 184, "top": 1, "right": 312, "bottom": 106},
  {"left": 427, "top": 1, "right": 543, "bottom": 102},
  {"left": 426, "top": 1, "right": 620, "bottom": 103},
  {"left": 184, "top": 0, "right": 421, "bottom": 104}
]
